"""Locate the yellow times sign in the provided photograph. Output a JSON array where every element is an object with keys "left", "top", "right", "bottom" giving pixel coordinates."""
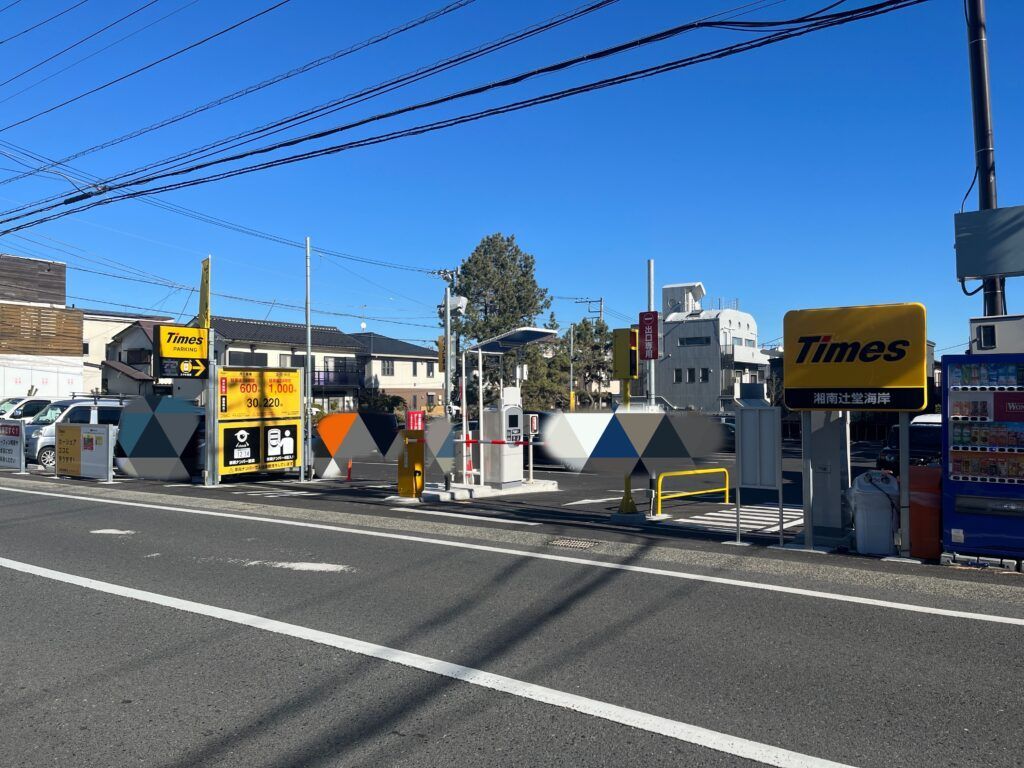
[
  {"left": 218, "top": 367, "right": 301, "bottom": 421},
  {"left": 219, "top": 419, "right": 302, "bottom": 476},
  {"left": 783, "top": 303, "right": 927, "bottom": 412},
  {"left": 157, "top": 324, "right": 208, "bottom": 358}
]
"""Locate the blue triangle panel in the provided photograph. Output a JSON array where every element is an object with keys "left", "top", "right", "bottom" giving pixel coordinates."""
[{"left": 589, "top": 415, "right": 638, "bottom": 459}]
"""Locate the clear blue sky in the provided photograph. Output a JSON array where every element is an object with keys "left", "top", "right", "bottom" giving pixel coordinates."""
[{"left": 0, "top": 0, "right": 1021, "bottom": 353}]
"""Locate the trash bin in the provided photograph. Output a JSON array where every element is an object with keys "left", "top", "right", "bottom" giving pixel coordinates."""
[{"left": 848, "top": 471, "right": 899, "bottom": 556}]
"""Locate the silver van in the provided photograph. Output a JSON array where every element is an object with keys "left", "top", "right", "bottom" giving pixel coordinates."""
[{"left": 25, "top": 398, "right": 127, "bottom": 469}]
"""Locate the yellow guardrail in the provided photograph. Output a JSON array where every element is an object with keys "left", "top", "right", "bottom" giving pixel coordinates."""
[{"left": 656, "top": 468, "right": 729, "bottom": 517}]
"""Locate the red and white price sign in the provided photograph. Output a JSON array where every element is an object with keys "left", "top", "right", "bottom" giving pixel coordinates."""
[
  {"left": 407, "top": 410, "right": 425, "bottom": 431},
  {"left": 639, "top": 311, "right": 659, "bottom": 361}
]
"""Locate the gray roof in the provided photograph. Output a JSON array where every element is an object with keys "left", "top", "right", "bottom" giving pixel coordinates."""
[
  {"left": 208, "top": 316, "right": 360, "bottom": 351},
  {"left": 75, "top": 307, "right": 174, "bottom": 321},
  {"left": 102, "top": 359, "right": 153, "bottom": 382},
  {"left": 350, "top": 333, "right": 436, "bottom": 359}
]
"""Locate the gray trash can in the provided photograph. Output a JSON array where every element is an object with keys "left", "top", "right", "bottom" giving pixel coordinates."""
[{"left": 848, "top": 471, "right": 899, "bottom": 556}]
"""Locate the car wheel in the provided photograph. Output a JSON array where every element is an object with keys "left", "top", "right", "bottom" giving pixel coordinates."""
[{"left": 37, "top": 446, "right": 56, "bottom": 469}]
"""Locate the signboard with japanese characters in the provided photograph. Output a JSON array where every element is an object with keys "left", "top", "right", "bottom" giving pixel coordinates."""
[
  {"left": 783, "top": 303, "right": 928, "bottom": 412},
  {"left": 55, "top": 424, "right": 113, "bottom": 481},
  {"left": 218, "top": 367, "right": 301, "bottom": 421},
  {"left": 0, "top": 419, "right": 24, "bottom": 471},
  {"left": 155, "top": 324, "right": 209, "bottom": 379},
  {"left": 638, "top": 311, "right": 659, "bottom": 361},
  {"left": 219, "top": 420, "right": 300, "bottom": 476},
  {"left": 406, "top": 410, "right": 425, "bottom": 431}
]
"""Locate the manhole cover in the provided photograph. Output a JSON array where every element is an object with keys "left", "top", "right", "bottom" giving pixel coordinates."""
[{"left": 548, "top": 537, "right": 598, "bottom": 550}]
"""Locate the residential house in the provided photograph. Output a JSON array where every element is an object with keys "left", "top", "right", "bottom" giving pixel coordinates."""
[
  {"left": 78, "top": 307, "right": 173, "bottom": 393},
  {"left": 352, "top": 333, "right": 442, "bottom": 414}
]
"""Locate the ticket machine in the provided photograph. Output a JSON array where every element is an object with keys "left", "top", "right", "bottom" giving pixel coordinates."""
[{"left": 482, "top": 386, "right": 524, "bottom": 488}]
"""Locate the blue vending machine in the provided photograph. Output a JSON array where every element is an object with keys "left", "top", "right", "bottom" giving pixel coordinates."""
[{"left": 943, "top": 353, "right": 1024, "bottom": 557}]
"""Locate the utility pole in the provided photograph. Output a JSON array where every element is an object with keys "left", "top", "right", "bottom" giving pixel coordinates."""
[
  {"left": 647, "top": 259, "right": 655, "bottom": 407},
  {"left": 303, "top": 236, "right": 313, "bottom": 482},
  {"left": 965, "top": 0, "right": 1006, "bottom": 316},
  {"left": 443, "top": 280, "right": 452, "bottom": 415},
  {"left": 569, "top": 324, "right": 575, "bottom": 412}
]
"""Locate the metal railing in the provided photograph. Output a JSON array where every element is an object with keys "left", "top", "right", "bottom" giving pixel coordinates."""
[{"left": 655, "top": 467, "right": 729, "bottom": 517}]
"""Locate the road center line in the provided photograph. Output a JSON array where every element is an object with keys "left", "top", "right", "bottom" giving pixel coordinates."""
[
  {"left": 2, "top": 485, "right": 1022, "bottom": 626},
  {"left": 0, "top": 555, "right": 854, "bottom": 768}
]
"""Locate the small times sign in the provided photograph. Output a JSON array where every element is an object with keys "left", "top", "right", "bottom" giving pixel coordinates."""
[
  {"left": 639, "top": 311, "right": 659, "bottom": 361},
  {"left": 783, "top": 303, "right": 927, "bottom": 412},
  {"left": 155, "top": 324, "right": 209, "bottom": 379}
]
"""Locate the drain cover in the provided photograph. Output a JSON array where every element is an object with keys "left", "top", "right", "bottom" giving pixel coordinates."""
[{"left": 548, "top": 537, "right": 598, "bottom": 550}]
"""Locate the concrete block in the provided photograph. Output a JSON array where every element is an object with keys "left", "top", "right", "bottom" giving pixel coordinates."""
[
  {"left": 954, "top": 553, "right": 979, "bottom": 566},
  {"left": 940, "top": 552, "right": 956, "bottom": 566}
]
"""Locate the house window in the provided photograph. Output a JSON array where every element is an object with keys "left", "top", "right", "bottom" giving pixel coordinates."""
[
  {"left": 673, "top": 368, "right": 683, "bottom": 383},
  {"left": 82, "top": 342, "right": 90, "bottom": 355},
  {"left": 686, "top": 368, "right": 696, "bottom": 383},
  {"left": 382, "top": 359, "right": 395, "bottom": 376},
  {"left": 700, "top": 368, "right": 711, "bottom": 383},
  {"left": 412, "top": 394, "right": 418, "bottom": 409},
  {"left": 125, "top": 349, "right": 150, "bottom": 366},
  {"left": 678, "top": 336, "right": 710, "bottom": 346},
  {"left": 426, "top": 361, "right": 435, "bottom": 378},
  {"left": 427, "top": 393, "right": 436, "bottom": 409},
  {"left": 412, "top": 361, "right": 418, "bottom": 377}
]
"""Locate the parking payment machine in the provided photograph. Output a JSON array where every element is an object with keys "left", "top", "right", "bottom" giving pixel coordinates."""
[{"left": 482, "top": 386, "right": 524, "bottom": 488}]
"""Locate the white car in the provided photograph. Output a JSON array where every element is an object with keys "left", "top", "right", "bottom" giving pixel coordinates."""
[{"left": 0, "top": 397, "right": 53, "bottom": 422}]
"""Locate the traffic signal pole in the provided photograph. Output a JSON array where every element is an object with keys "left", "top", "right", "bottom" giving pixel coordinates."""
[{"left": 965, "top": 0, "right": 1006, "bottom": 316}]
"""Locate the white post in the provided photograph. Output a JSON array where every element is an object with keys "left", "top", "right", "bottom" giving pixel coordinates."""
[
  {"left": 303, "top": 236, "right": 313, "bottom": 483},
  {"left": 899, "top": 411, "right": 911, "bottom": 556},
  {"left": 477, "top": 347, "right": 485, "bottom": 487},
  {"left": 444, "top": 283, "right": 451, "bottom": 414},
  {"left": 205, "top": 328, "right": 218, "bottom": 486},
  {"left": 776, "top": 408, "right": 784, "bottom": 547},
  {"left": 460, "top": 351, "right": 468, "bottom": 484}
]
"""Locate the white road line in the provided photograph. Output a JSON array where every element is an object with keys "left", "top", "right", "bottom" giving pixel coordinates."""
[
  {"left": 0, "top": 556, "right": 855, "bottom": 768},
  {"left": 563, "top": 497, "right": 622, "bottom": 506},
  {"left": 90, "top": 529, "right": 135, "bottom": 535},
  {"left": 390, "top": 508, "right": 540, "bottom": 527},
  {"left": 2, "top": 486, "right": 1022, "bottom": 626}
]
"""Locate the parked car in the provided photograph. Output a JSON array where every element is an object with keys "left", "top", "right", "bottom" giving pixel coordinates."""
[
  {"left": 0, "top": 396, "right": 52, "bottom": 421},
  {"left": 876, "top": 419, "right": 942, "bottom": 474},
  {"left": 25, "top": 398, "right": 128, "bottom": 469}
]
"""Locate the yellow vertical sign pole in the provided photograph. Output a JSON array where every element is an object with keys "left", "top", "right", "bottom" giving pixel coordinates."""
[{"left": 198, "top": 255, "right": 211, "bottom": 329}]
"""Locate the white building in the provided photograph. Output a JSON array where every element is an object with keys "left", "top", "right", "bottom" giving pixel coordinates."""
[
  {"left": 654, "top": 282, "right": 769, "bottom": 413},
  {"left": 78, "top": 307, "right": 173, "bottom": 394}
]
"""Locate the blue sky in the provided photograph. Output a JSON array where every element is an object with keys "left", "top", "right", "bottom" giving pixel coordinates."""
[{"left": 0, "top": 0, "right": 1021, "bottom": 353}]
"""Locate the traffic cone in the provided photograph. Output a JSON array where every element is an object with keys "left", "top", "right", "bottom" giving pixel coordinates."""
[{"left": 346, "top": 459, "right": 352, "bottom": 482}]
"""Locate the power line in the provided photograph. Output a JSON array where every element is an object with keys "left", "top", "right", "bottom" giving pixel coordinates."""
[
  {"left": 0, "top": 0, "right": 89, "bottom": 47},
  {"left": 0, "top": 0, "right": 27, "bottom": 17},
  {"left": 1, "top": 0, "right": 922, "bottom": 229},
  {"left": 0, "top": 0, "right": 162, "bottom": 91},
  {"left": 0, "top": 0, "right": 617, "bottom": 210},
  {"left": 0, "top": 0, "right": 201, "bottom": 106},
  {"left": 0, "top": 0, "right": 480, "bottom": 186},
  {"left": 0, "top": 0, "right": 295, "bottom": 134}
]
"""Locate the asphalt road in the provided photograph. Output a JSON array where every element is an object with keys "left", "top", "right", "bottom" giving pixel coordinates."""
[{"left": 2, "top": 473, "right": 1023, "bottom": 767}]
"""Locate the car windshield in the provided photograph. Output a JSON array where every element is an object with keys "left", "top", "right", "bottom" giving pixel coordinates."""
[
  {"left": 31, "top": 403, "right": 66, "bottom": 425},
  {"left": 887, "top": 425, "right": 942, "bottom": 452},
  {"left": 0, "top": 397, "right": 21, "bottom": 416}
]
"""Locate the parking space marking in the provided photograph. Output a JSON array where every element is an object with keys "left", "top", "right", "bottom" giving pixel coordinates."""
[
  {"left": 0, "top": 556, "right": 857, "bottom": 768},
  {"left": 2, "top": 486, "right": 1022, "bottom": 626},
  {"left": 562, "top": 497, "right": 622, "bottom": 506}
]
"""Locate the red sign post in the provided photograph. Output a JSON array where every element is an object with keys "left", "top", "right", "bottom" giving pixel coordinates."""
[{"left": 638, "top": 311, "right": 659, "bottom": 361}]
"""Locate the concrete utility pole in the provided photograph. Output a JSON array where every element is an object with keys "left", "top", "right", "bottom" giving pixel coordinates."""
[
  {"left": 303, "top": 236, "right": 313, "bottom": 482},
  {"left": 965, "top": 0, "right": 1006, "bottom": 316},
  {"left": 647, "top": 259, "right": 655, "bottom": 407},
  {"left": 443, "top": 280, "right": 452, "bottom": 414}
]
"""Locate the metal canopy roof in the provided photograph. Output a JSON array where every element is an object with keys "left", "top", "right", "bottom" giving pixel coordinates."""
[{"left": 466, "top": 326, "right": 557, "bottom": 354}]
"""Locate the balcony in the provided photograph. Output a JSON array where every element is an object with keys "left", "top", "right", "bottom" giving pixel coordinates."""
[
  {"left": 722, "top": 344, "right": 769, "bottom": 366},
  {"left": 312, "top": 367, "right": 364, "bottom": 390}
]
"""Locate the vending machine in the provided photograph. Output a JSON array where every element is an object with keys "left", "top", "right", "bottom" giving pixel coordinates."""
[{"left": 942, "top": 353, "right": 1024, "bottom": 557}]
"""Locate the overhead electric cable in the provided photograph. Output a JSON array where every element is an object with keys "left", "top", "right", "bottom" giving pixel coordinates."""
[
  {"left": 0, "top": 0, "right": 610, "bottom": 192},
  {"left": 0, "top": 0, "right": 928, "bottom": 235},
  {"left": 0, "top": 0, "right": 294, "bottom": 133},
  {"left": 0, "top": 0, "right": 89, "bottom": 47},
  {"left": 0, "top": 0, "right": 201, "bottom": 106},
  {"left": 0, "top": 0, "right": 162, "bottom": 90}
]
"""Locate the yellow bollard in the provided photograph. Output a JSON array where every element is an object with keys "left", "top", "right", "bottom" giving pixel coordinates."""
[{"left": 398, "top": 429, "right": 425, "bottom": 498}]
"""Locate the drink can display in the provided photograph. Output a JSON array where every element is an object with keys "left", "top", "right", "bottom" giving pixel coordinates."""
[{"left": 950, "top": 365, "right": 963, "bottom": 387}]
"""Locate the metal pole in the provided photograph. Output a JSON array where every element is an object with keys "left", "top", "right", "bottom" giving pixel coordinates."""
[
  {"left": 965, "top": 0, "right": 1005, "bottom": 316},
  {"left": 647, "top": 259, "right": 655, "bottom": 407},
  {"left": 777, "top": 408, "right": 784, "bottom": 547},
  {"left": 898, "top": 411, "right": 911, "bottom": 557},
  {"left": 477, "top": 347, "right": 485, "bottom": 487},
  {"left": 735, "top": 484, "right": 743, "bottom": 545},
  {"left": 303, "top": 236, "right": 313, "bottom": 483},
  {"left": 443, "top": 283, "right": 451, "bottom": 414},
  {"left": 460, "top": 350, "right": 468, "bottom": 485},
  {"left": 205, "top": 328, "right": 217, "bottom": 486},
  {"left": 801, "top": 411, "right": 814, "bottom": 550}
]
